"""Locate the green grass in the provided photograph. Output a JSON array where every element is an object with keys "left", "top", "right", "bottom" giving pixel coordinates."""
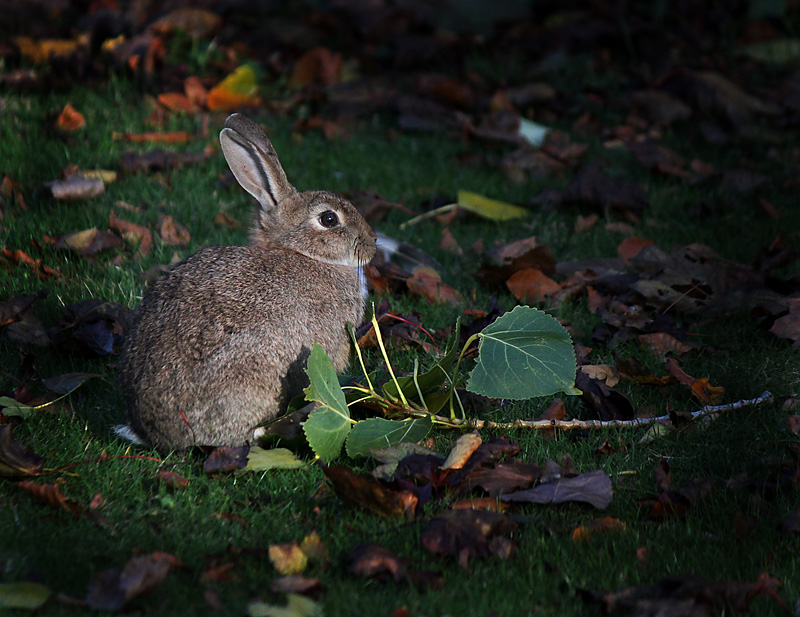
[{"left": 2, "top": 68, "right": 800, "bottom": 617}]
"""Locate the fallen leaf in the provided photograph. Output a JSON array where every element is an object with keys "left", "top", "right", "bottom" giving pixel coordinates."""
[
  {"left": 48, "top": 175, "right": 105, "bottom": 200},
  {"left": 269, "top": 575, "right": 324, "bottom": 596},
  {"left": 691, "top": 377, "right": 725, "bottom": 404},
  {"left": 770, "top": 298, "right": 800, "bottom": 346},
  {"left": 157, "top": 214, "right": 191, "bottom": 246},
  {"left": 585, "top": 575, "right": 778, "bottom": 616},
  {"left": 406, "top": 268, "right": 462, "bottom": 306},
  {"left": 442, "top": 432, "right": 482, "bottom": 470},
  {"left": 269, "top": 543, "right": 308, "bottom": 576},
  {"left": 157, "top": 92, "right": 196, "bottom": 113},
  {"left": 421, "top": 509, "right": 517, "bottom": 568},
  {"left": 0, "top": 426, "right": 44, "bottom": 477},
  {"left": 113, "top": 131, "right": 192, "bottom": 144},
  {"left": 502, "top": 469, "right": 614, "bottom": 510},
  {"left": 505, "top": 268, "right": 561, "bottom": 304},
  {"left": 109, "top": 211, "right": 153, "bottom": 257},
  {"left": 86, "top": 552, "right": 181, "bottom": 611},
  {"left": 618, "top": 236, "right": 654, "bottom": 264},
  {"left": 214, "top": 212, "right": 243, "bottom": 229},
  {"left": 207, "top": 65, "right": 261, "bottom": 111},
  {"left": 290, "top": 47, "right": 342, "bottom": 89},
  {"left": 323, "top": 465, "right": 417, "bottom": 518},
  {"left": 456, "top": 190, "right": 529, "bottom": 222},
  {"left": 572, "top": 516, "right": 626, "bottom": 542},
  {"left": 55, "top": 228, "right": 121, "bottom": 255},
  {"left": 14, "top": 36, "right": 81, "bottom": 63},
  {"left": 576, "top": 371, "right": 635, "bottom": 421},
  {"left": 349, "top": 543, "right": 405, "bottom": 582},
  {"left": 247, "top": 593, "right": 321, "bottom": 617},
  {"left": 0, "top": 582, "right": 51, "bottom": 610},
  {"left": 199, "top": 563, "right": 235, "bottom": 585},
  {"left": 579, "top": 365, "right": 621, "bottom": 387},
  {"left": 57, "top": 103, "right": 85, "bottom": 131},
  {"left": 203, "top": 446, "right": 249, "bottom": 474},
  {"left": 638, "top": 332, "right": 692, "bottom": 358},
  {"left": 157, "top": 471, "right": 189, "bottom": 490},
  {"left": 17, "top": 480, "right": 86, "bottom": 516},
  {"left": 149, "top": 8, "right": 221, "bottom": 38}
]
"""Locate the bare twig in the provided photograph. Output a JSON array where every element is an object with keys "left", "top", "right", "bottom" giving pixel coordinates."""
[{"left": 411, "top": 391, "right": 773, "bottom": 431}]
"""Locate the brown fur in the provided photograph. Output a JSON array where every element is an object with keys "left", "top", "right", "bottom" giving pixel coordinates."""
[{"left": 118, "top": 114, "right": 376, "bottom": 451}]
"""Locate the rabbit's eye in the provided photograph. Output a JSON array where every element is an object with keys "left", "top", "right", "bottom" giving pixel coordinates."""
[{"left": 318, "top": 211, "right": 339, "bottom": 228}]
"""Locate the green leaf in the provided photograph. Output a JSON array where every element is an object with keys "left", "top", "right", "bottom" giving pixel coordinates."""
[
  {"left": 248, "top": 594, "right": 322, "bottom": 617},
  {"left": 345, "top": 416, "right": 432, "bottom": 458},
  {"left": 739, "top": 38, "right": 800, "bottom": 64},
  {"left": 457, "top": 190, "right": 529, "bottom": 222},
  {"left": 0, "top": 396, "right": 35, "bottom": 418},
  {"left": 302, "top": 344, "right": 352, "bottom": 462},
  {"left": 0, "top": 582, "right": 51, "bottom": 610},
  {"left": 467, "top": 305, "right": 579, "bottom": 399},
  {"left": 42, "top": 372, "right": 103, "bottom": 394},
  {"left": 242, "top": 447, "right": 305, "bottom": 471},
  {"left": 383, "top": 321, "right": 460, "bottom": 405}
]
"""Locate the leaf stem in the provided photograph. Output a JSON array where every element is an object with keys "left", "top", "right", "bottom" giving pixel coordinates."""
[
  {"left": 371, "top": 306, "right": 409, "bottom": 407},
  {"left": 348, "top": 324, "right": 374, "bottom": 393},
  {"left": 448, "top": 333, "right": 480, "bottom": 419}
]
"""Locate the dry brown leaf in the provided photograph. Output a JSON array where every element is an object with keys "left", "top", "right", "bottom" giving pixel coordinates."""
[
  {"left": 55, "top": 228, "right": 121, "bottom": 255},
  {"left": 579, "top": 364, "right": 621, "bottom": 387},
  {"left": 157, "top": 214, "right": 191, "bottom": 246},
  {"left": 290, "top": 47, "right": 342, "bottom": 89},
  {"left": 157, "top": 92, "right": 196, "bottom": 113},
  {"left": 156, "top": 470, "right": 189, "bottom": 490},
  {"left": 49, "top": 175, "right": 105, "bottom": 200},
  {"left": 442, "top": 432, "right": 482, "bottom": 470},
  {"left": 113, "top": 131, "right": 192, "bottom": 143},
  {"left": 57, "top": 103, "right": 85, "bottom": 131},
  {"left": 214, "top": 212, "right": 243, "bottom": 229},
  {"left": 149, "top": 8, "right": 221, "bottom": 38},
  {"left": 574, "top": 214, "right": 599, "bottom": 233},
  {"left": 618, "top": 236, "right": 654, "bottom": 264},
  {"left": 572, "top": 516, "right": 626, "bottom": 542},
  {"left": 406, "top": 268, "right": 462, "bottom": 306},
  {"left": 109, "top": 211, "right": 153, "bottom": 257},
  {"left": 506, "top": 268, "right": 561, "bottom": 304},
  {"left": 638, "top": 332, "right": 691, "bottom": 358}
]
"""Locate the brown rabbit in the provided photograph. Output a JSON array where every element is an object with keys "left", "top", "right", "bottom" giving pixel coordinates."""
[{"left": 117, "top": 113, "right": 377, "bottom": 451}]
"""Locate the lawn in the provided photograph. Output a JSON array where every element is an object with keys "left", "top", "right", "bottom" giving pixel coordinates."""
[{"left": 1, "top": 2, "right": 800, "bottom": 615}]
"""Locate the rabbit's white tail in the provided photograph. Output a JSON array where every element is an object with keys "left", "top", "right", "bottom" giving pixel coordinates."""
[{"left": 113, "top": 423, "right": 146, "bottom": 445}]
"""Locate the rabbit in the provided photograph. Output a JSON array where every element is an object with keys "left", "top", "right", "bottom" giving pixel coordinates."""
[{"left": 116, "top": 113, "right": 377, "bottom": 451}]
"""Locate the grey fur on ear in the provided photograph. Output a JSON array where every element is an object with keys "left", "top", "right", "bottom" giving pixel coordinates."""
[{"left": 220, "top": 128, "right": 280, "bottom": 210}]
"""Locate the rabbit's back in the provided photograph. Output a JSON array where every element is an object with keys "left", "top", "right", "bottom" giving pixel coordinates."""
[{"left": 120, "top": 244, "right": 364, "bottom": 449}]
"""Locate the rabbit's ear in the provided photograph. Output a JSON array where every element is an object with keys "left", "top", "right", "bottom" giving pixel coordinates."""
[{"left": 220, "top": 114, "right": 295, "bottom": 210}]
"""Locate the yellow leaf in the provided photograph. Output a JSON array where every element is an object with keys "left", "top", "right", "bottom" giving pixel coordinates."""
[
  {"left": 457, "top": 190, "right": 529, "bottom": 221},
  {"left": 207, "top": 65, "right": 261, "bottom": 112},
  {"left": 268, "top": 543, "right": 308, "bottom": 576}
]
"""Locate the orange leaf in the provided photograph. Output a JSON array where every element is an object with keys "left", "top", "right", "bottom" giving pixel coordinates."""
[
  {"left": 638, "top": 332, "right": 691, "bottom": 359},
  {"left": 57, "top": 103, "right": 85, "bottom": 131},
  {"left": 17, "top": 480, "right": 85, "bottom": 517},
  {"left": 157, "top": 214, "right": 191, "bottom": 246},
  {"left": 406, "top": 268, "right": 462, "bottom": 306},
  {"left": 112, "top": 131, "right": 192, "bottom": 143},
  {"left": 572, "top": 516, "right": 626, "bottom": 542},
  {"left": 289, "top": 47, "right": 342, "bottom": 89},
  {"left": 157, "top": 92, "right": 195, "bottom": 113},
  {"left": 505, "top": 268, "right": 561, "bottom": 304},
  {"left": 206, "top": 65, "right": 260, "bottom": 112},
  {"left": 109, "top": 211, "right": 153, "bottom": 257},
  {"left": 618, "top": 236, "right": 653, "bottom": 263},
  {"left": 691, "top": 377, "right": 724, "bottom": 404},
  {"left": 184, "top": 76, "right": 208, "bottom": 108}
]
